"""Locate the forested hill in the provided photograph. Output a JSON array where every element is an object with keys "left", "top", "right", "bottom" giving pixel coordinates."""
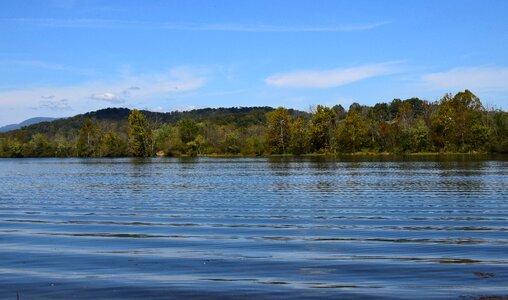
[
  {"left": 1, "top": 90, "right": 507, "bottom": 158},
  {"left": 0, "top": 117, "right": 58, "bottom": 133},
  {"left": 1, "top": 106, "right": 305, "bottom": 141}
]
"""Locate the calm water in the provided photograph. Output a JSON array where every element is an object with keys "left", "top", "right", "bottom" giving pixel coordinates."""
[{"left": 1, "top": 156, "right": 507, "bottom": 299}]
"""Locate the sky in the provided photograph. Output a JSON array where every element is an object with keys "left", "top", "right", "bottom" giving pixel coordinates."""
[{"left": 1, "top": 0, "right": 508, "bottom": 126}]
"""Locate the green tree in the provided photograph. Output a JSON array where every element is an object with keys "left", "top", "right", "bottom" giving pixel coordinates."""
[
  {"left": 431, "top": 93, "right": 455, "bottom": 150},
  {"left": 376, "top": 122, "right": 396, "bottom": 152},
  {"left": 409, "top": 120, "right": 430, "bottom": 152},
  {"left": 290, "top": 117, "right": 308, "bottom": 155},
  {"left": 432, "top": 90, "right": 485, "bottom": 151},
  {"left": 76, "top": 118, "right": 100, "bottom": 157},
  {"left": 395, "top": 102, "right": 415, "bottom": 152},
  {"left": 390, "top": 99, "right": 403, "bottom": 120},
  {"left": 23, "top": 134, "right": 53, "bottom": 157},
  {"left": 153, "top": 123, "right": 181, "bottom": 156},
  {"left": 309, "top": 105, "right": 337, "bottom": 152},
  {"left": 186, "top": 134, "right": 206, "bottom": 156},
  {"left": 54, "top": 135, "right": 74, "bottom": 157},
  {"left": 177, "top": 119, "right": 200, "bottom": 144},
  {"left": 242, "top": 135, "right": 265, "bottom": 156},
  {"left": 371, "top": 103, "right": 390, "bottom": 122},
  {"left": 470, "top": 123, "right": 490, "bottom": 151},
  {"left": 224, "top": 130, "right": 241, "bottom": 154},
  {"left": 265, "top": 107, "right": 292, "bottom": 154},
  {"left": 490, "top": 111, "right": 508, "bottom": 152},
  {"left": 0, "top": 139, "right": 8, "bottom": 157},
  {"left": 128, "top": 109, "right": 152, "bottom": 157},
  {"left": 396, "top": 102, "right": 414, "bottom": 131},
  {"left": 337, "top": 109, "right": 368, "bottom": 152},
  {"left": 100, "top": 132, "right": 128, "bottom": 157}
]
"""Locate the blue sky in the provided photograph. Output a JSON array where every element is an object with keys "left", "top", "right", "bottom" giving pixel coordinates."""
[{"left": 1, "top": 0, "right": 508, "bottom": 126}]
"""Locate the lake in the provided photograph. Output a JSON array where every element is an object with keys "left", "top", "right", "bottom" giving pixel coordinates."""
[{"left": 0, "top": 156, "right": 507, "bottom": 299}]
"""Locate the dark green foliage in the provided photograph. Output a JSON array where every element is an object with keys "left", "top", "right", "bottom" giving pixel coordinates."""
[
  {"left": 333, "top": 104, "right": 347, "bottom": 120},
  {"left": 177, "top": 119, "right": 200, "bottom": 144},
  {"left": 390, "top": 99, "right": 403, "bottom": 119},
  {"left": 371, "top": 103, "right": 390, "bottom": 121},
  {"left": 489, "top": 110, "right": 508, "bottom": 153}
]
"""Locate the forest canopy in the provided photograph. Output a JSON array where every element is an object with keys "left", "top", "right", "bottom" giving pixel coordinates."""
[{"left": 1, "top": 90, "right": 507, "bottom": 158}]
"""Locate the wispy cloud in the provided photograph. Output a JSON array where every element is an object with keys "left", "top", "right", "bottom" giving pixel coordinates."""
[
  {"left": 121, "top": 86, "right": 141, "bottom": 97},
  {"left": 266, "top": 62, "right": 402, "bottom": 88},
  {"left": 0, "top": 67, "right": 207, "bottom": 122},
  {"left": 37, "top": 98, "right": 72, "bottom": 111},
  {"left": 421, "top": 67, "right": 508, "bottom": 92},
  {"left": 3, "top": 18, "right": 388, "bottom": 33}
]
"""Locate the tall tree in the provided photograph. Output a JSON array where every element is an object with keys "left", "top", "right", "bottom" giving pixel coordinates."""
[
  {"left": 76, "top": 118, "right": 100, "bottom": 157},
  {"left": 290, "top": 117, "right": 308, "bottom": 155},
  {"left": 128, "top": 109, "right": 152, "bottom": 157},
  {"left": 177, "top": 119, "right": 200, "bottom": 144},
  {"left": 309, "top": 105, "right": 337, "bottom": 152},
  {"left": 265, "top": 107, "right": 292, "bottom": 154},
  {"left": 432, "top": 90, "right": 485, "bottom": 151},
  {"left": 337, "top": 109, "right": 368, "bottom": 152},
  {"left": 395, "top": 102, "right": 415, "bottom": 151}
]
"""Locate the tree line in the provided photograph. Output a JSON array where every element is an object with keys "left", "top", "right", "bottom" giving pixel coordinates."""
[{"left": 1, "top": 90, "right": 507, "bottom": 158}]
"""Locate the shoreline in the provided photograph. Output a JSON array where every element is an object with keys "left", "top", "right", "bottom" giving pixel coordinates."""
[{"left": 2, "top": 151, "right": 504, "bottom": 159}]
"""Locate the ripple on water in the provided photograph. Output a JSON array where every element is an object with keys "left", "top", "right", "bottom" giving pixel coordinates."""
[{"left": 0, "top": 157, "right": 507, "bottom": 299}]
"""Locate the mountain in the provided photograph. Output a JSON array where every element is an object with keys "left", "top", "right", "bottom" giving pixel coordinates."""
[{"left": 0, "top": 117, "right": 58, "bottom": 133}]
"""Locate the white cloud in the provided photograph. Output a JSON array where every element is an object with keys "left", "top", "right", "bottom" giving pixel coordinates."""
[
  {"left": 91, "top": 92, "right": 124, "bottom": 103},
  {"left": 0, "top": 67, "right": 207, "bottom": 125},
  {"left": 421, "top": 67, "right": 508, "bottom": 92},
  {"left": 265, "top": 62, "right": 401, "bottom": 88},
  {"left": 5, "top": 18, "right": 389, "bottom": 33}
]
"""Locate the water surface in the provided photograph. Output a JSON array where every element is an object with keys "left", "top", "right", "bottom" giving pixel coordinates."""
[{"left": 1, "top": 156, "right": 507, "bottom": 299}]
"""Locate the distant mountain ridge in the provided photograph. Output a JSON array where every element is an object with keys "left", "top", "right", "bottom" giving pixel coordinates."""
[
  {"left": 0, "top": 117, "right": 58, "bottom": 133},
  {"left": 0, "top": 107, "right": 308, "bottom": 140}
]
